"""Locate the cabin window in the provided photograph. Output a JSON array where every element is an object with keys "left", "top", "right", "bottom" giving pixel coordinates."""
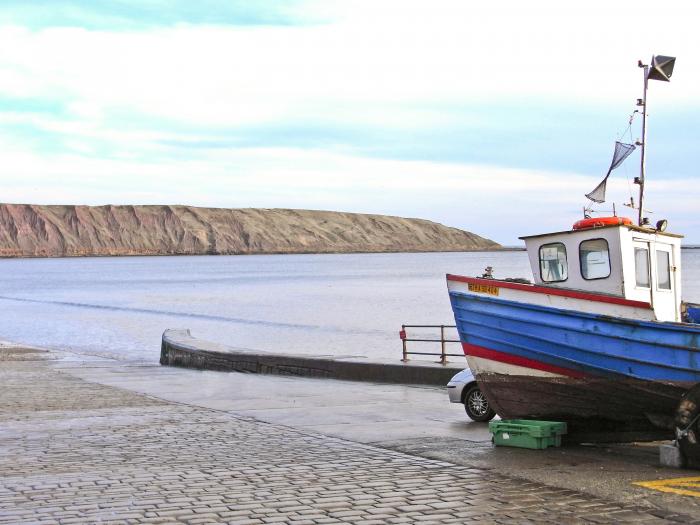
[
  {"left": 634, "top": 247, "right": 650, "bottom": 288},
  {"left": 657, "top": 251, "right": 672, "bottom": 290},
  {"left": 579, "top": 239, "right": 611, "bottom": 280},
  {"left": 539, "top": 242, "right": 568, "bottom": 282}
]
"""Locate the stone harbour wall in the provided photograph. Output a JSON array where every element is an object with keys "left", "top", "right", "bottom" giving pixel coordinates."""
[{"left": 160, "top": 329, "right": 465, "bottom": 386}]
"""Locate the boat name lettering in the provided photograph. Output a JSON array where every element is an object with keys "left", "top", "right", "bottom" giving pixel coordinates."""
[{"left": 468, "top": 283, "right": 500, "bottom": 296}]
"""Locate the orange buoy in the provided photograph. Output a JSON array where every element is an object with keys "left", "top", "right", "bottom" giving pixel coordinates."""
[{"left": 572, "top": 216, "right": 633, "bottom": 230}]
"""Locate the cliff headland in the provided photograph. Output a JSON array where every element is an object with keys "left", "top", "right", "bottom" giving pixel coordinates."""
[{"left": 0, "top": 204, "right": 500, "bottom": 258}]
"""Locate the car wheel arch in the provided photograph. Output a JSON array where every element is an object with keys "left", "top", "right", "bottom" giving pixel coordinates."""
[{"left": 461, "top": 381, "right": 478, "bottom": 403}]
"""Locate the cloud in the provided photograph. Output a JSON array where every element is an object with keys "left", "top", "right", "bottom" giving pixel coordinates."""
[
  {"left": 2, "top": 2, "right": 699, "bottom": 122},
  {"left": 0, "top": 1, "right": 312, "bottom": 30},
  {"left": 2, "top": 138, "right": 698, "bottom": 243},
  {"left": 1, "top": 1, "right": 699, "bottom": 243}
]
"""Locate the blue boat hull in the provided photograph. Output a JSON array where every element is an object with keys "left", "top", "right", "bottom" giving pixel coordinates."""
[
  {"left": 687, "top": 304, "right": 700, "bottom": 324},
  {"left": 448, "top": 290, "right": 700, "bottom": 428}
]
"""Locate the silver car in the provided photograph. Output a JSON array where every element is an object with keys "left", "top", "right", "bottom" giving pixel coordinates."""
[{"left": 447, "top": 368, "right": 496, "bottom": 422}]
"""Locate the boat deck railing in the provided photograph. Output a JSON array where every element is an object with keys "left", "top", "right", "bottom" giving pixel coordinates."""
[{"left": 399, "top": 324, "right": 464, "bottom": 365}]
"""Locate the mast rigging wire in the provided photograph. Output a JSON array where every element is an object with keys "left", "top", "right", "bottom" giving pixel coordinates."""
[{"left": 584, "top": 108, "right": 640, "bottom": 216}]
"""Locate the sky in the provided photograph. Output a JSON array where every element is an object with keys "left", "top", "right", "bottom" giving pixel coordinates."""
[{"left": 1, "top": 1, "right": 699, "bottom": 245}]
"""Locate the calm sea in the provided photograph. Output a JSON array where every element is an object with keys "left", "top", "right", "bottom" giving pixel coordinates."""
[{"left": 1, "top": 250, "right": 699, "bottom": 363}]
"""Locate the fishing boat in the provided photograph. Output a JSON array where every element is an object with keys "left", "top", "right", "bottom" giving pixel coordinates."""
[{"left": 447, "top": 56, "right": 700, "bottom": 449}]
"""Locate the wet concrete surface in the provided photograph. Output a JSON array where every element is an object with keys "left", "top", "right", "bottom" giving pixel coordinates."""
[
  {"left": 48, "top": 352, "right": 700, "bottom": 518},
  {"left": 53, "top": 358, "right": 489, "bottom": 444},
  {"left": 7, "top": 348, "right": 684, "bottom": 524},
  {"left": 0, "top": 342, "right": 700, "bottom": 523}
]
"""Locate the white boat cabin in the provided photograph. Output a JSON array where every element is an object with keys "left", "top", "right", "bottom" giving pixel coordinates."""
[{"left": 520, "top": 218, "right": 683, "bottom": 322}]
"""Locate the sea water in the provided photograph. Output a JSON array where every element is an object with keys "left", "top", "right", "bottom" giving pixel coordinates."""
[{"left": 1, "top": 250, "right": 699, "bottom": 362}]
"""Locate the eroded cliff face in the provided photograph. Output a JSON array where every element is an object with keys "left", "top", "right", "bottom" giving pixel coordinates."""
[{"left": 0, "top": 204, "right": 500, "bottom": 258}]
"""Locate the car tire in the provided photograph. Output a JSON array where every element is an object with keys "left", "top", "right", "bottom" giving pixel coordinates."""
[{"left": 464, "top": 384, "right": 496, "bottom": 422}]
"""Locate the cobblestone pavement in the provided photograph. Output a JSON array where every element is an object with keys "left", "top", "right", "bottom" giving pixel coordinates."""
[{"left": 0, "top": 352, "right": 696, "bottom": 524}]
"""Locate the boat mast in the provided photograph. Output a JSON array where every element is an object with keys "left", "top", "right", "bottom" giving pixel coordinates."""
[
  {"left": 635, "top": 55, "right": 676, "bottom": 226},
  {"left": 637, "top": 61, "right": 649, "bottom": 227}
]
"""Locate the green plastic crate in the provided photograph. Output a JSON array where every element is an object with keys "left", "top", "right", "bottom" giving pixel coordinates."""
[{"left": 489, "top": 419, "right": 567, "bottom": 449}]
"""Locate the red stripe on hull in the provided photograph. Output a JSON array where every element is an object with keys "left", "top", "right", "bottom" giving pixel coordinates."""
[
  {"left": 462, "top": 342, "right": 587, "bottom": 379},
  {"left": 447, "top": 275, "right": 651, "bottom": 310}
]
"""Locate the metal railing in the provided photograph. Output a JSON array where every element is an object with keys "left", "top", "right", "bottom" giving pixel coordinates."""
[{"left": 399, "top": 324, "right": 462, "bottom": 365}]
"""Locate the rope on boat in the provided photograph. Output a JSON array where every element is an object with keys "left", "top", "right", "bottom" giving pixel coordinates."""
[{"left": 676, "top": 412, "right": 700, "bottom": 441}]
